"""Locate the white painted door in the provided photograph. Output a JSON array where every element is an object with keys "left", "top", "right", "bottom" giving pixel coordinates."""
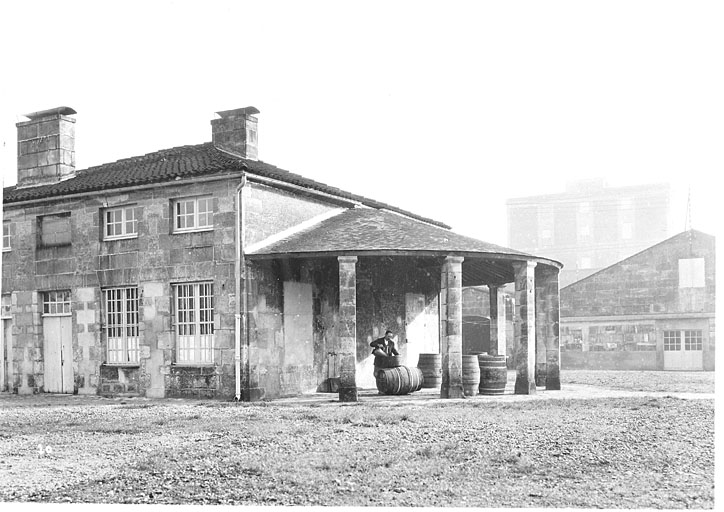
[
  {"left": 663, "top": 329, "right": 704, "bottom": 371},
  {"left": 283, "top": 282, "right": 314, "bottom": 367},
  {"left": 43, "top": 316, "right": 74, "bottom": 393},
  {"left": 405, "top": 293, "right": 440, "bottom": 367}
]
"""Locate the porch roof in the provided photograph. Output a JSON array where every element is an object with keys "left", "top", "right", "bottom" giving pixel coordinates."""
[{"left": 246, "top": 207, "right": 562, "bottom": 276}]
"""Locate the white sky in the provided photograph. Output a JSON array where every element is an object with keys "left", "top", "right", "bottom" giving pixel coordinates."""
[{"left": 0, "top": 0, "right": 721, "bottom": 246}]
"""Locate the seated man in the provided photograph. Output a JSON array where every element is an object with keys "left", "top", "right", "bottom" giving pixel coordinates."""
[{"left": 370, "top": 330, "right": 400, "bottom": 357}]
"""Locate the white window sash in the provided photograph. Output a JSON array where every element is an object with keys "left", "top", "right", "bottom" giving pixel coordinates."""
[{"left": 175, "top": 282, "right": 214, "bottom": 363}]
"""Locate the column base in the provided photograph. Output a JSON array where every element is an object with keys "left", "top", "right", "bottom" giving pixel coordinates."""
[
  {"left": 535, "top": 363, "right": 547, "bottom": 387},
  {"left": 338, "top": 387, "right": 358, "bottom": 402},
  {"left": 440, "top": 385, "right": 465, "bottom": 399},
  {"left": 514, "top": 378, "right": 536, "bottom": 395}
]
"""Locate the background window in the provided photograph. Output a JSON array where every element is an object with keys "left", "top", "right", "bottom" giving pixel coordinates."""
[
  {"left": 2, "top": 223, "right": 10, "bottom": 251},
  {"left": 104, "top": 287, "right": 140, "bottom": 364},
  {"left": 39, "top": 214, "right": 71, "bottom": 247},
  {"left": 678, "top": 258, "right": 705, "bottom": 288},
  {"left": 174, "top": 197, "right": 212, "bottom": 232},
  {"left": 105, "top": 206, "right": 138, "bottom": 239},
  {"left": 43, "top": 290, "right": 72, "bottom": 316},
  {"left": 175, "top": 282, "right": 214, "bottom": 363},
  {"left": 684, "top": 330, "right": 703, "bottom": 351},
  {"left": 663, "top": 330, "right": 681, "bottom": 351}
]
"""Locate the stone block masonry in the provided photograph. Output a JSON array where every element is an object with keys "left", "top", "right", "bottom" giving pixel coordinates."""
[{"left": 2, "top": 178, "right": 238, "bottom": 397}]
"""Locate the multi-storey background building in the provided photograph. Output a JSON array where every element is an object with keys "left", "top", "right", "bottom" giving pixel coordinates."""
[{"left": 506, "top": 179, "right": 670, "bottom": 288}]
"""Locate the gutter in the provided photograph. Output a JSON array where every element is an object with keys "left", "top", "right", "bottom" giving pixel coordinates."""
[{"left": 235, "top": 174, "right": 247, "bottom": 401}]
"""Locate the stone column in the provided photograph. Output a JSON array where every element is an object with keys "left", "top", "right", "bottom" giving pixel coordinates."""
[
  {"left": 488, "top": 285, "right": 507, "bottom": 357},
  {"left": 540, "top": 267, "right": 561, "bottom": 390},
  {"left": 513, "top": 261, "right": 536, "bottom": 395},
  {"left": 441, "top": 256, "right": 464, "bottom": 398},
  {"left": 534, "top": 269, "right": 547, "bottom": 386},
  {"left": 337, "top": 256, "right": 358, "bottom": 402}
]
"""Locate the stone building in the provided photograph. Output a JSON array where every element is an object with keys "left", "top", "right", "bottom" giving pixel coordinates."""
[
  {"left": 507, "top": 179, "right": 670, "bottom": 288},
  {"left": 1, "top": 106, "right": 562, "bottom": 400},
  {"left": 560, "top": 229, "right": 715, "bottom": 371}
]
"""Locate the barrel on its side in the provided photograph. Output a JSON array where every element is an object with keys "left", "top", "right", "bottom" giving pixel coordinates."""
[
  {"left": 462, "top": 355, "right": 480, "bottom": 396},
  {"left": 375, "top": 366, "right": 424, "bottom": 395},
  {"left": 417, "top": 353, "right": 442, "bottom": 388},
  {"left": 478, "top": 354, "right": 507, "bottom": 395}
]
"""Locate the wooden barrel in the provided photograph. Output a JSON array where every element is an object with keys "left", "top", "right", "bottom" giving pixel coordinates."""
[
  {"left": 478, "top": 354, "right": 507, "bottom": 395},
  {"left": 373, "top": 354, "right": 403, "bottom": 369},
  {"left": 462, "top": 355, "right": 480, "bottom": 396},
  {"left": 375, "top": 366, "right": 424, "bottom": 395},
  {"left": 417, "top": 353, "right": 442, "bottom": 388}
]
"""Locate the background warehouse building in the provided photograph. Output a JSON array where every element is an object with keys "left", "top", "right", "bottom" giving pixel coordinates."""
[{"left": 560, "top": 229, "right": 715, "bottom": 371}]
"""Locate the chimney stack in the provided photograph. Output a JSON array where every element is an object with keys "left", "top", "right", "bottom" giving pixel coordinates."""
[
  {"left": 16, "top": 107, "right": 77, "bottom": 188},
  {"left": 211, "top": 106, "right": 259, "bottom": 160}
]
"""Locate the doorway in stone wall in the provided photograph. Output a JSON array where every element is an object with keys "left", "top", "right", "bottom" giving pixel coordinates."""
[
  {"left": 405, "top": 293, "right": 440, "bottom": 368},
  {"left": 42, "top": 291, "right": 74, "bottom": 393},
  {"left": 663, "top": 329, "right": 704, "bottom": 371}
]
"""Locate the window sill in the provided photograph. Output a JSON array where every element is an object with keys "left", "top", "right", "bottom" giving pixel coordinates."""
[
  {"left": 172, "top": 363, "right": 216, "bottom": 368},
  {"left": 1, "top": 248, "right": 10, "bottom": 253},
  {"left": 102, "top": 363, "right": 141, "bottom": 368},
  {"left": 103, "top": 235, "right": 138, "bottom": 242},
  {"left": 172, "top": 228, "right": 213, "bottom": 235}
]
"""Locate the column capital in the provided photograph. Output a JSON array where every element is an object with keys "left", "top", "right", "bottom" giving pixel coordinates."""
[
  {"left": 513, "top": 260, "right": 537, "bottom": 272},
  {"left": 443, "top": 255, "right": 465, "bottom": 265},
  {"left": 337, "top": 255, "right": 358, "bottom": 264}
]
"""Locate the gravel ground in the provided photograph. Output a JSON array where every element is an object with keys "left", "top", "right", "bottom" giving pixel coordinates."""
[{"left": 0, "top": 371, "right": 715, "bottom": 508}]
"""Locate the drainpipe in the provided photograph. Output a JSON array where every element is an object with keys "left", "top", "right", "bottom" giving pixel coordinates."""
[{"left": 235, "top": 174, "right": 247, "bottom": 401}]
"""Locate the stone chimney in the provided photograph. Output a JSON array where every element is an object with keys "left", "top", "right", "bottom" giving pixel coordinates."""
[
  {"left": 211, "top": 106, "right": 259, "bottom": 160},
  {"left": 16, "top": 106, "right": 77, "bottom": 188}
]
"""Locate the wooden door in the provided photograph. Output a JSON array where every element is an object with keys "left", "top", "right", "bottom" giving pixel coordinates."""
[
  {"left": 405, "top": 293, "right": 440, "bottom": 367},
  {"left": 43, "top": 316, "right": 74, "bottom": 393}
]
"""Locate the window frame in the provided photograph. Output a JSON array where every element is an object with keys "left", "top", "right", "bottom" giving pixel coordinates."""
[
  {"left": 42, "top": 290, "right": 72, "bottom": 317},
  {"left": 103, "top": 205, "right": 139, "bottom": 240},
  {"left": 678, "top": 258, "right": 705, "bottom": 288},
  {"left": 172, "top": 196, "right": 213, "bottom": 233},
  {"left": 39, "top": 213, "right": 72, "bottom": 248},
  {"left": 2, "top": 222, "right": 10, "bottom": 251},
  {"left": 174, "top": 282, "right": 215, "bottom": 365},
  {"left": 663, "top": 330, "right": 681, "bottom": 351},
  {"left": 103, "top": 287, "right": 140, "bottom": 365}
]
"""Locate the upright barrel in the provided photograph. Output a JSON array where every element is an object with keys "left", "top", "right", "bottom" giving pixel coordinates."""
[
  {"left": 478, "top": 354, "right": 507, "bottom": 395},
  {"left": 375, "top": 366, "right": 424, "bottom": 395},
  {"left": 417, "top": 353, "right": 442, "bottom": 388},
  {"left": 374, "top": 355, "right": 403, "bottom": 369},
  {"left": 462, "top": 355, "right": 480, "bottom": 396}
]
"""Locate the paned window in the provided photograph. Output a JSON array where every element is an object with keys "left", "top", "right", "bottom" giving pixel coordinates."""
[
  {"left": 678, "top": 258, "right": 705, "bottom": 288},
  {"left": 104, "top": 287, "right": 140, "bottom": 364},
  {"left": 174, "top": 282, "right": 214, "bottom": 364},
  {"left": 173, "top": 197, "right": 213, "bottom": 232},
  {"left": 42, "top": 290, "right": 71, "bottom": 316},
  {"left": 2, "top": 223, "right": 10, "bottom": 251},
  {"left": 39, "top": 214, "right": 71, "bottom": 247},
  {"left": 663, "top": 330, "right": 681, "bottom": 351},
  {"left": 104, "top": 206, "right": 138, "bottom": 239},
  {"left": 1, "top": 294, "right": 11, "bottom": 318},
  {"left": 684, "top": 330, "right": 703, "bottom": 351}
]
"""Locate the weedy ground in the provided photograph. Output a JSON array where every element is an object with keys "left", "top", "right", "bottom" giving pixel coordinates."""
[{"left": 0, "top": 370, "right": 715, "bottom": 508}]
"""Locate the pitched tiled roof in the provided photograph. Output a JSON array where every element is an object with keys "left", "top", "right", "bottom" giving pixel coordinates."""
[
  {"left": 249, "top": 207, "right": 548, "bottom": 261},
  {"left": 2, "top": 142, "right": 449, "bottom": 228}
]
